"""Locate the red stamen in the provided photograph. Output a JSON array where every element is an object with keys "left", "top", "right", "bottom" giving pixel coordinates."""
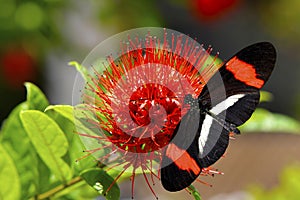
[
  {"left": 142, "top": 168, "right": 158, "bottom": 200},
  {"left": 105, "top": 166, "right": 128, "bottom": 195},
  {"left": 196, "top": 179, "right": 213, "bottom": 187}
]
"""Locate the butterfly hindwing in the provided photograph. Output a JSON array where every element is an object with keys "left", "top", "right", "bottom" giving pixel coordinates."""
[
  {"left": 161, "top": 108, "right": 202, "bottom": 192},
  {"left": 161, "top": 140, "right": 201, "bottom": 192}
]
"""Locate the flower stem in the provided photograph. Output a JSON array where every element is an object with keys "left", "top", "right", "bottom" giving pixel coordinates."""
[{"left": 36, "top": 176, "right": 83, "bottom": 199}]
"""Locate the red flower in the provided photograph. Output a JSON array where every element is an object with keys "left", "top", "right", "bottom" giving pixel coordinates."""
[
  {"left": 76, "top": 28, "right": 223, "bottom": 198},
  {"left": 190, "top": 0, "right": 240, "bottom": 21},
  {"left": 1, "top": 48, "right": 36, "bottom": 89}
]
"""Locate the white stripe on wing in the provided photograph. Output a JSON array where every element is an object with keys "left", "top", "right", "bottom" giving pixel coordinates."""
[{"left": 198, "top": 94, "right": 245, "bottom": 155}]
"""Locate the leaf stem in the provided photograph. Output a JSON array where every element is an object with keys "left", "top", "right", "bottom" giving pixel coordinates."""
[{"left": 36, "top": 176, "right": 83, "bottom": 199}]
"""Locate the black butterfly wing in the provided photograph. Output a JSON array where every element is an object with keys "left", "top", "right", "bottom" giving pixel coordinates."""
[
  {"left": 198, "top": 42, "right": 276, "bottom": 167},
  {"left": 161, "top": 108, "right": 202, "bottom": 192},
  {"left": 160, "top": 42, "right": 276, "bottom": 190}
]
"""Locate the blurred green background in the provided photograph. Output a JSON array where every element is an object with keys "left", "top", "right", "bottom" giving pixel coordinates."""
[{"left": 1, "top": 0, "right": 300, "bottom": 199}]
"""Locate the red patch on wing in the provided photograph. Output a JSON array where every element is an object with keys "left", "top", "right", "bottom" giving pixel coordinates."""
[
  {"left": 226, "top": 56, "right": 264, "bottom": 88},
  {"left": 166, "top": 143, "right": 201, "bottom": 175}
]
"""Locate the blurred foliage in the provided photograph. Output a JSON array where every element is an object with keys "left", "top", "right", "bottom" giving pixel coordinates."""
[
  {"left": 98, "top": 0, "right": 163, "bottom": 31},
  {"left": 295, "top": 94, "right": 300, "bottom": 120},
  {"left": 240, "top": 91, "right": 300, "bottom": 133},
  {"left": 260, "top": 91, "right": 273, "bottom": 103},
  {"left": 250, "top": 164, "right": 300, "bottom": 200},
  {"left": 97, "top": 0, "right": 242, "bottom": 30},
  {"left": 0, "top": 0, "right": 68, "bottom": 121},
  {"left": 253, "top": 0, "right": 300, "bottom": 45},
  {"left": 0, "top": 0, "right": 65, "bottom": 44},
  {"left": 240, "top": 108, "right": 300, "bottom": 133}
]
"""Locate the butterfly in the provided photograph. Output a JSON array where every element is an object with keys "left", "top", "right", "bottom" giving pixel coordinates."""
[{"left": 160, "top": 42, "right": 277, "bottom": 191}]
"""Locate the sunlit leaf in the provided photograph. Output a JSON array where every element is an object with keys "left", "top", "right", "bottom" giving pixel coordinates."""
[
  {"left": 45, "top": 105, "right": 97, "bottom": 174},
  {"left": 81, "top": 168, "right": 120, "bottom": 200},
  {"left": 25, "top": 82, "right": 49, "bottom": 111},
  {"left": 20, "top": 110, "right": 72, "bottom": 183},
  {"left": 0, "top": 145, "right": 21, "bottom": 200},
  {"left": 45, "top": 105, "right": 74, "bottom": 121},
  {"left": 0, "top": 102, "right": 39, "bottom": 198},
  {"left": 0, "top": 82, "right": 59, "bottom": 198}
]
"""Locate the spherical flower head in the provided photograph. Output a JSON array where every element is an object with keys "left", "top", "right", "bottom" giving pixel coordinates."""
[{"left": 72, "top": 28, "right": 223, "bottom": 198}]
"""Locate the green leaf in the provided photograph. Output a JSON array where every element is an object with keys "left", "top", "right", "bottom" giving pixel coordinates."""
[
  {"left": 0, "top": 102, "right": 39, "bottom": 198},
  {"left": 240, "top": 108, "right": 300, "bottom": 133},
  {"left": 81, "top": 168, "right": 120, "bottom": 200},
  {"left": 25, "top": 82, "right": 49, "bottom": 111},
  {"left": 45, "top": 105, "right": 74, "bottom": 122},
  {"left": 0, "top": 145, "right": 21, "bottom": 200},
  {"left": 45, "top": 105, "right": 97, "bottom": 174},
  {"left": 20, "top": 110, "right": 72, "bottom": 183},
  {"left": 188, "top": 185, "right": 202, "bottom": 200},
  {"left": 69, "top": 61, "right": 89, "bottom": 81}
]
